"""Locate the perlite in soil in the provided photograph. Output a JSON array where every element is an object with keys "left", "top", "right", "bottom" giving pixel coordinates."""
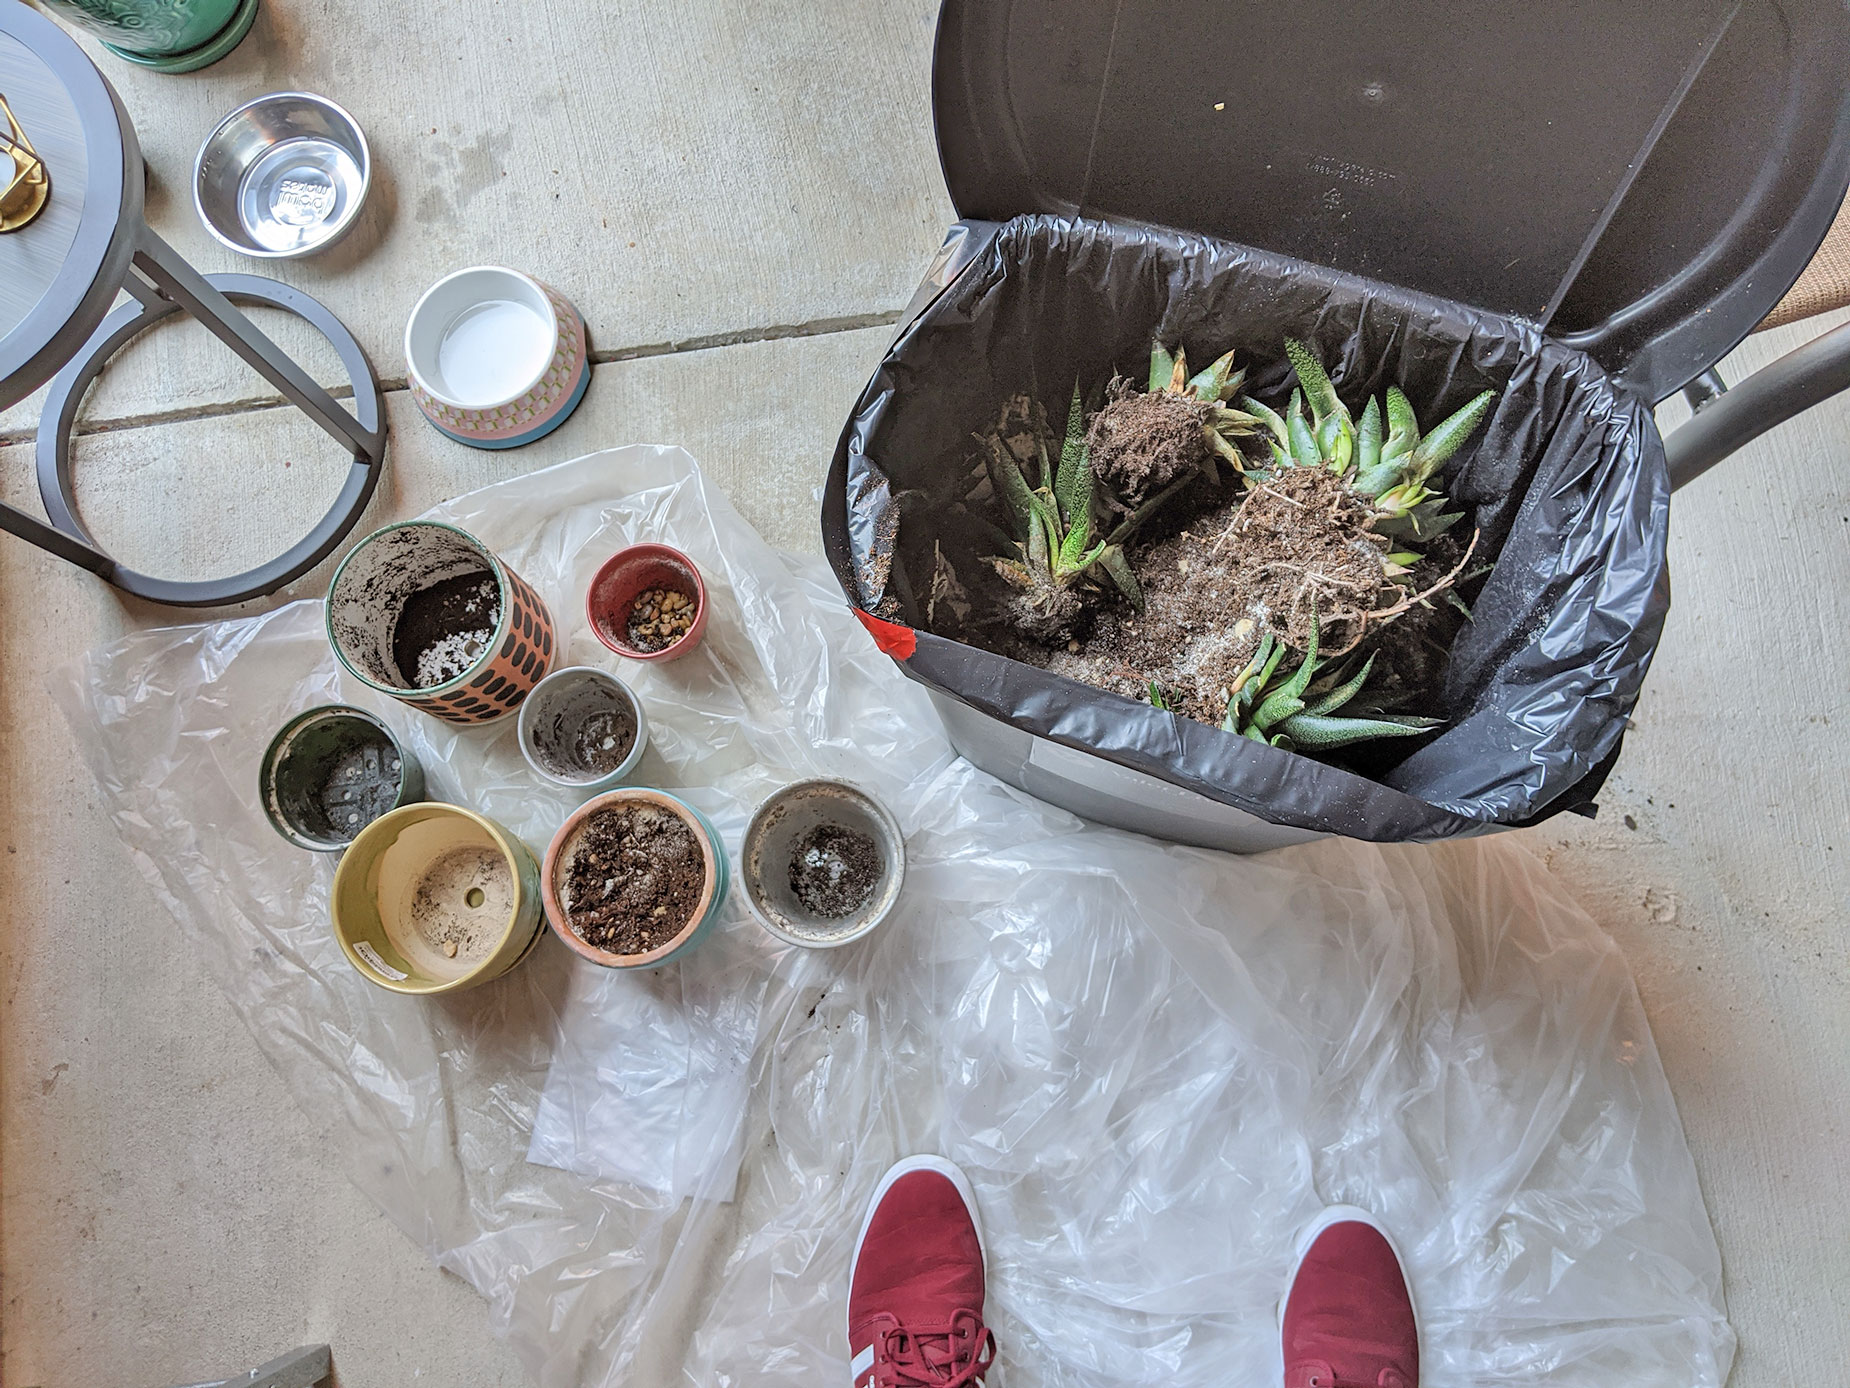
[
  {"left": 393, "top": 571, "right": 501, "bottom": 687},
  {"left": 788, "top": 824, "right": 882, "bottom": 919}
]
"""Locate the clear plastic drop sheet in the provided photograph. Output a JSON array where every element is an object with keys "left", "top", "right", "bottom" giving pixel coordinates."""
[{"left": 55, "top": 447, "right": 1731, "bottom": 1387}]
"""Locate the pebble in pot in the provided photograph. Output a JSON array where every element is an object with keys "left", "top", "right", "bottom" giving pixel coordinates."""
[
  {"left": 741, "top": 779, "right": 906, "bottom": 948},
  {"left": 542, "top": 788, "right": 729, "bottom": 968}
]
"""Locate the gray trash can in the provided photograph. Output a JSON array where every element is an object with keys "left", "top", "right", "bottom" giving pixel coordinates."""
[{"left": 823, "top": 0, "right": 1850, "bottom": 850}]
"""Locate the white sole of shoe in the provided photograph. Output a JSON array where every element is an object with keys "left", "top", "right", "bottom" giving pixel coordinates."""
[
  {"left": 848, "top": 1154, "right": 987, "bottom": 1382},
  {"left": 1276, "top": 1204, "right": 1421, "bottom": 1385}
]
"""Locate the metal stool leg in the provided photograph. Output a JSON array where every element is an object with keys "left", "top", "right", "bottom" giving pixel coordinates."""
[
  {"left": 1679, "top": 367, "right": 1727, "bottom": 412},
  {"left": 125, "top": 227, "right": 381, "bottom": 462},
  {"left": 1665, "top": 321, "right": 1850, "bottom": 488},
  {"left": 164, "top": 1343, "right": 332, "bottom": 1388},
  {"left": 0, "top": 497, "right": 116, "bottom": 578},
  {"left": 31, "top": 257, "right": 387, "bottom": 607}
]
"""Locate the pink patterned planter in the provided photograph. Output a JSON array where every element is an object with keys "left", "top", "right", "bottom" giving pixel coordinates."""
[{"left": 327, "top": 521, "right": 557, "bottom": 726}]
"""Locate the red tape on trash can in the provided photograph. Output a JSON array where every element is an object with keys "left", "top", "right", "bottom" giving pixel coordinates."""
[{"left": 855, "top": 609, "right": 916, "bottom": 660}]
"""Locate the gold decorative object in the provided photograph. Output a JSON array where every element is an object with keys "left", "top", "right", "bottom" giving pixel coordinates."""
[{"left": 1, "top": 92, "right": 51, "bottom": 232}]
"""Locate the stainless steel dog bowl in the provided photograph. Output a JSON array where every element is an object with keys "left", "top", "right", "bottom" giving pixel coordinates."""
[
  {"left": 742, "top": 779, "right": 906, "bottom": 948},
  {"left": 193, "top": 92, "right": 369, "bottom": 258}
]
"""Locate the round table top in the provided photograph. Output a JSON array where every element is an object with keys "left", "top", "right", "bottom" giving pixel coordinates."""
[{"left": 0, "top": 3, "right": 139, "bottom": 410}]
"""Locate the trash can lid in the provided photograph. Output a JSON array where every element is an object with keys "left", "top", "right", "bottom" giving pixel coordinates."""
[
  {"left": 0, "top": 2, "right": 139, "bottom": 411},
  {"left": 932, "top": 0, "right": 1850, "bottom": 402}
]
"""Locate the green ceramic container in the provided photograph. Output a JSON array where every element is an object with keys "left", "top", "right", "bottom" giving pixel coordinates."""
[
  {"left": 260, "top": 704, "right": 425, "bottom": 852},
  {"left": 40, "top": 0, "right": 260, "bottom": 73}
]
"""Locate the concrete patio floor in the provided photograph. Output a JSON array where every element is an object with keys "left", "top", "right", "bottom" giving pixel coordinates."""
[{"left": 3, "top": 2, "right": 1845, "bottom": 1385}]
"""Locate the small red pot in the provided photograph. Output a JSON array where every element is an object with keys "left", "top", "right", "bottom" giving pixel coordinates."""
[{"left": 587, "top": 543, "right": 709, "bottom": 661}]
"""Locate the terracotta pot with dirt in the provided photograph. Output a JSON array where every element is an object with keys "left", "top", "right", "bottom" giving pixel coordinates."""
[
  {"left": 541, "top": 788, "right": 729, "bottom": 969},
  {"left": 586, "top": 543, "right": 709, "bottom": 662}
]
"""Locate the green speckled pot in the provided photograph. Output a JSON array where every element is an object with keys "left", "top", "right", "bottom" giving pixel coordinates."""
[
  {"left": 260, "top": 704, "right": 424, "bottom": 852},
  {"left": 41, "top": 0, "right": 259, "bottom": 72}
]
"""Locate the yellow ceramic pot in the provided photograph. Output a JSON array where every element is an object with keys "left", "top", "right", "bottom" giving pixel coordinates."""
[{"left": 331, "top": 804, "right": 545, "bottom": 994}]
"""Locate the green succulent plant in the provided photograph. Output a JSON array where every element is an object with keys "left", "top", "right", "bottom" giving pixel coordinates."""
[
  {"left": 1217, "top": 614, "right": 1442, "bottom": 751},
  {"left": 981, "top": 386, "right": 1143, "bottom": 614},
  {"left": 1240, "top": 340, "right": 1496, "bottom": 552},
  {"left": 1080, "top": 340, "right": 1272, "bottom": 521}
]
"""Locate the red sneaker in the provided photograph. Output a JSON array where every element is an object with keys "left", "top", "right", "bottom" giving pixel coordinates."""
[
  {"left": 1281, "top": 1206, "right": 1420, "bottom": 1388},
  {"left": 849, "top": 1155, "right": 996, "bottom": 1388}
]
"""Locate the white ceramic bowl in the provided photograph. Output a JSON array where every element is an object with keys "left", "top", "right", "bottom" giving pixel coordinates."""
[{"left": 404, "top": 266, "right": 590, "bottom": 449}]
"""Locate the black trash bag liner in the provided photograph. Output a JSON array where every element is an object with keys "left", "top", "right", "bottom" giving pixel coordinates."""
[{"left": 823, "top": 214, "right": 1670, "bottom": 841}]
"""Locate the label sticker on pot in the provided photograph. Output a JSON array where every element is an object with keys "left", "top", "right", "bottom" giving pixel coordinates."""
[{"left": 354, "top": 940, "right": 408, "bottom": 981}]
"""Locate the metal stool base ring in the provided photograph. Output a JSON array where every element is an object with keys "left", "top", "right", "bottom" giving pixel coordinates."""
[{"left": 35, "top": 273, "right": 385, "bottom": 607}]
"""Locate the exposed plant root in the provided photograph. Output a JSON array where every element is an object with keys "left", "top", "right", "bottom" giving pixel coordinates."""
[
  {"left": 946, "top": 370, "right": 1492, "bottom": 743},
  {"left": 1327, "top": 528, "right": 1481, "bottom": 656}
]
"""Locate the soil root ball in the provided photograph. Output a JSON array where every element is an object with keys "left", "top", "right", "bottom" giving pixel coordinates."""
[
  {"left": 1087, "top": 385, "right": 1214, "bottom": 507},
  {"left": 991, "top": 569, "right": 1089, "bottom": 644},
  {"left": 1214, "top": 466, "right": 1388, "bottom": 656}
]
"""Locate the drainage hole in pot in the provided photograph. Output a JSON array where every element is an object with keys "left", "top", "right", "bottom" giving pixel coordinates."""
[
  {"left": 392, "top": 570, "right": 501, "bottom": 688},
  {"left": 561, "top": 804, "right": 702, "bottom": 955},
  {"left": 788, "top": 824, "right": 881, "bottom": 919},
  {"left": 308, "top": 742, "right": 402, "bottom": 843},
  {"left": 386, "top": 845, "right": 511, "bottom": 974}
]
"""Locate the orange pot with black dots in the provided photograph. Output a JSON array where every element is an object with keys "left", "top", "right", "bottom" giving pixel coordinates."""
[{"left": 327, "top": 521, "right": 556, "bottom": 726}]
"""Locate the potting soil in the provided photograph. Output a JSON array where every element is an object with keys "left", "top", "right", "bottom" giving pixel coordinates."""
[
  {"left": 530, "top": 696, "right": 635, "bottom": 780},
  {"left": 568, "top": 708, "right": 634, "bottom": 775},
  {"left": 394, "top": 571, "right": 500, "bottom": 687},
  {"left": 788, "top": 823, "right": 881, "bottom": 918},
  {"left": 560, "top": 804, "right": 703, "bottom": 954},
  {"left": 58, "top": 447, "right": 1730, "bottom": 1388}
]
